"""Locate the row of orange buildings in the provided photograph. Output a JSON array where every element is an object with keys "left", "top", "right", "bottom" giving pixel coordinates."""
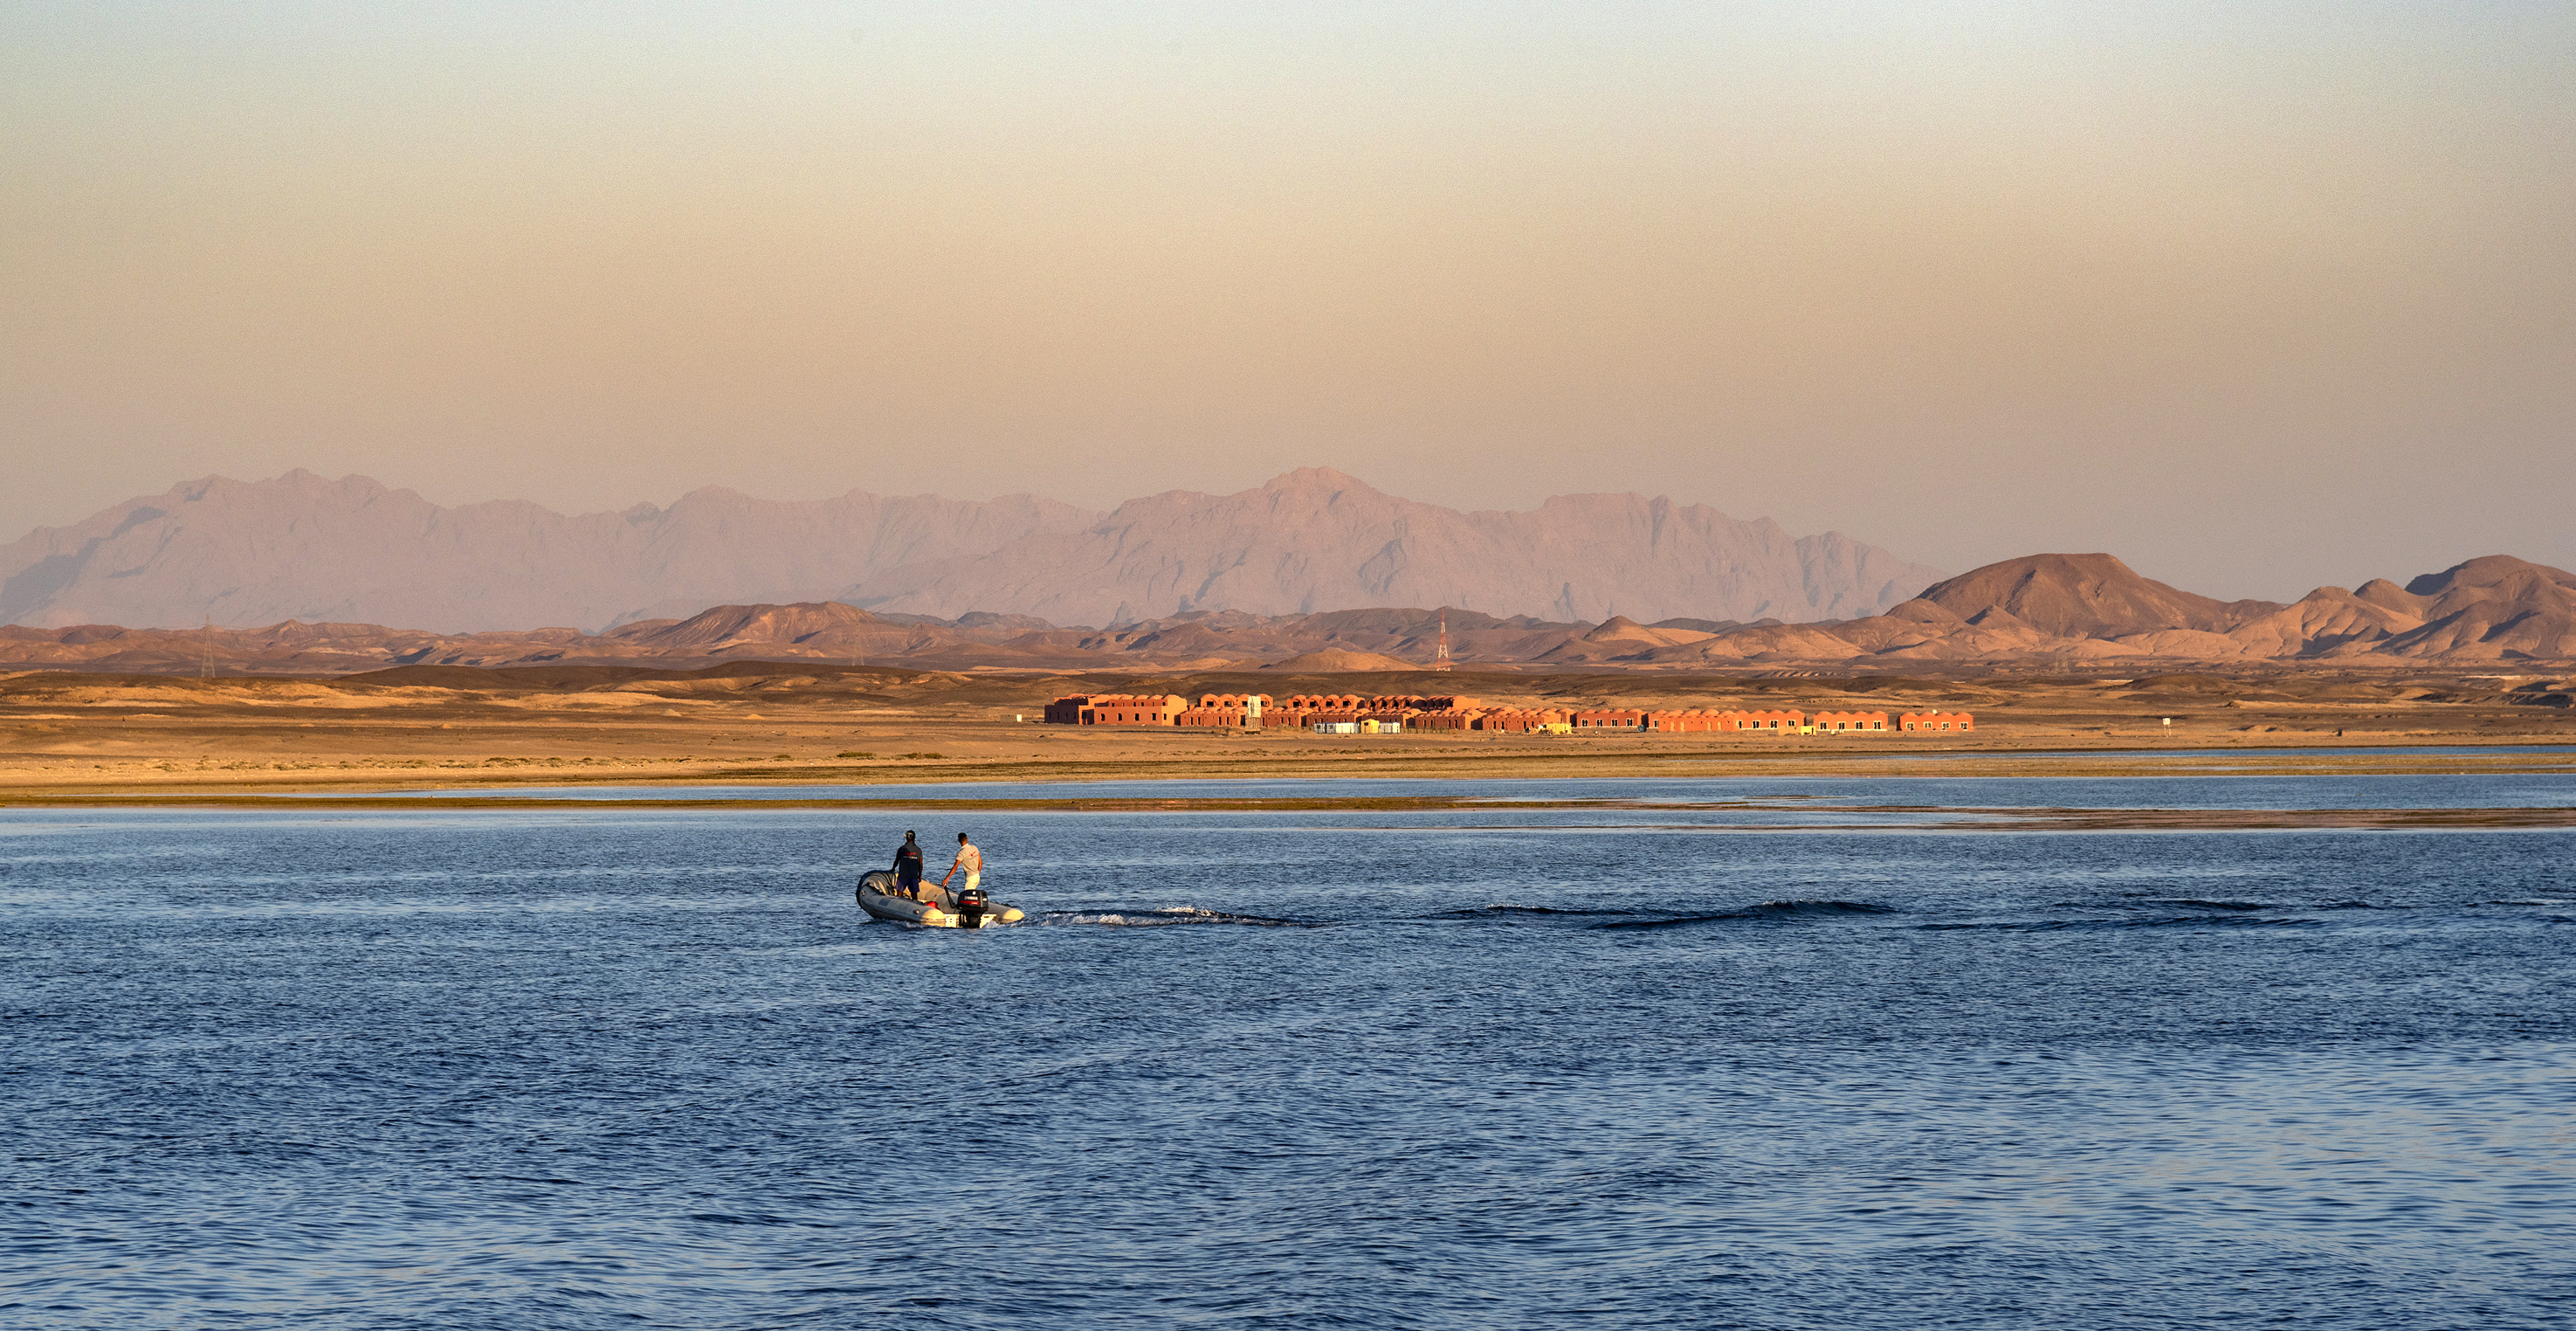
[{"left": 1043, "top": 693, "right": 1974, "bottom": 734}]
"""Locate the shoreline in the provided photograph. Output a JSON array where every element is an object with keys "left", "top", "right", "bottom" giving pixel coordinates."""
[
  {"left": 7, "top": 738, "right": 2576, "bottom": 799},
  {"left": 5, "top": 741, "right": 2573, "bottom": 828},
  {"left": 7, "top": 792, "right": 2570, "bottom": 831}
]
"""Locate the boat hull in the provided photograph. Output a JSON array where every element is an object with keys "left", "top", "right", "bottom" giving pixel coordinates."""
[{"left": 856, "top": 870, "right": 1023, "bottom": 928}]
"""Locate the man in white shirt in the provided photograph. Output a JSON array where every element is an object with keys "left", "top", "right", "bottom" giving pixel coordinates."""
[{"left": 934, "top": 831, "right": 982, "bottom": 908}]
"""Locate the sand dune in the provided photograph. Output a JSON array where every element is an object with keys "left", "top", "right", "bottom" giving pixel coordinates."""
[{"left": 1260, "top": 649, "right": 1421, "bottom": 672}]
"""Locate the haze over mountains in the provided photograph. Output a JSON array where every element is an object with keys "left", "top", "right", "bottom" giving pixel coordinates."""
[
  {"left": 851, "top": 469, "right": 1939, "bottom": 626},
  {"left": 0, "top": 472, "right": 1093, "bottom": 633},
  {"left": 6, "top": 469, "right": 2566, "bottom": 675},
  {"left": 0, "top": 468, "right": 1942, "bottom": 632}
]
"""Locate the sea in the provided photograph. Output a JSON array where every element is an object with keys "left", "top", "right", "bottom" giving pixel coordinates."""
[{"left": 5, "top": 771, "right": 2573, "bottom": 1329}]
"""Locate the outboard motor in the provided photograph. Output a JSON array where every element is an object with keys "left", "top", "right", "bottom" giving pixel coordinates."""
[{"left": 955, "top": 884, "right": 990, "bottom": 929}]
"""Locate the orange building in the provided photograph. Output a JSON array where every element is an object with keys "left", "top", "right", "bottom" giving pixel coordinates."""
[
  {"left": 1175, "top": 693, "right": 1272, "bottom": 727},
  {"left": 1465, "top": 707, "right": 1569, "bottom": 732},
  {"left": 1064, "top": 693, "right": 1190, "bottom": 726},
  {"left": 1725, "top": 709, "right": 1807, "bottom": 734},
  {"left": 1269, "top": 693, "right": 1360, "bottom": 728},
  {"left": 1066, "top": 693, "right": 1964, "bottom": 735},
  {"left": 1280, "top": 693, "right": 1365, "bottom": 711},
  {"left": 1265, "top": 693, "right": 1484, "bottom": 730}
]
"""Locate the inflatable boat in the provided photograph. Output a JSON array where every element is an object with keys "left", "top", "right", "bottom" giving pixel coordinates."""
[{"left": 856, "top": 870, "right": 1024, "bottom": 928}]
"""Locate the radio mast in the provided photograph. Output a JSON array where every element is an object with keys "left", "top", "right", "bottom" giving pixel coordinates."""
[{"left": 1433, "top": 610, "right": 1452, "bottom": 672}]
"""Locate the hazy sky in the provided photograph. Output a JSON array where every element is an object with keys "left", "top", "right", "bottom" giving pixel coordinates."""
[{"left": 4, "top": 1, "right": 2570, "bottom": 600}]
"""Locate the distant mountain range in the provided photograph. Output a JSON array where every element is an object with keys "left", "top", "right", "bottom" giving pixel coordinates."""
[
  {"left": 846, "top": 467, "right": 1942, "bottom": 625},
  {"left": 4, "top": 553, "right": 2570, "bottom": 676},
  {"left": 0, "top": 471, "right": 1093, "bottom": 633},
  {"left": 0, "top": 467, "right": 1944, "bottom": 633}
]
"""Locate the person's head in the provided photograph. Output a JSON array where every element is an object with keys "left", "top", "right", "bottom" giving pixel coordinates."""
[
  {"left": 958, "top": 831, "right": 970, "bottom": 844},
  {"left": 904, "top": 830, "right": 916, "bottom": 842}
]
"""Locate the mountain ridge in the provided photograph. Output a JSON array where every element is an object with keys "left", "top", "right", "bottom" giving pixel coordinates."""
[
  {"left": 1, "top": 467, "right": 1944, "bottom": 632},
  {"left": 841, "top": 466, "right": 1943, "bottom": 625},
  {"left": 0, "top": 471, "right": 1099, "bottom": 634},
  {"left": 4, "top": 553, "right": 2568, "bottom": 677}
]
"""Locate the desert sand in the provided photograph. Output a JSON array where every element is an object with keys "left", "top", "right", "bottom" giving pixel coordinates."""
[{"left": 4, "top": 664, "right": 2570, "bottom": 808}]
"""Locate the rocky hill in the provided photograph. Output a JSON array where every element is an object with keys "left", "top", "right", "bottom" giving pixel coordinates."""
[
  {"left": 1630, "top": 554, "right": 2576, "bottom": 666},
  {"left": 1913, "top": 554, "right": 2283, "bottom": 638}
]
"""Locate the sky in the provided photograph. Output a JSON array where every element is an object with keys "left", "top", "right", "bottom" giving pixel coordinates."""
[{"left": 3, "top": 1, "right": 2571, "bottom": 600}]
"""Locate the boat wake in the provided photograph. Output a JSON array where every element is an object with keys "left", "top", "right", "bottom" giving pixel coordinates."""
[
  {"left": 1596, "top": 899, "right": 1898, "bottom": 930},
  {"left": 1434, "top": 904, "right": 1636, "bottom": 918},
  {"left": 1036, "top": 905, "right": 1320, "bottom": 928}
]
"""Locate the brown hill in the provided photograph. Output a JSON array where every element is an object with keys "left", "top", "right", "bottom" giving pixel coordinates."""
[
  {"left": 1536, "top": 615, "right": 1723, "bottom": 663},
  {"left": 2221, "top": 589, "right": 2426, "bottom": 659},
  {"left": 1560, "top": 553, "right": 2574, "bottom": 666},
  {"left": 0, "top": 600, "right": 1580, "bottom": 675},
  {"left": 606, "top": 602, "right": 926, "bottom": 655},
  {"left": 2375, "top": 557, "right": 2576, "bottom": 659},
  {"left": 0, "top": 606, "right": 1008, "bottom": 676},
  {"left": 2405, "top": 555, "right": 2576, "bottom": 598},
  {"left": 1913, "top": 554, "right": 2283, "bottom": 639},
  {"left": 1259, "top": 649, "right": 1421, "bottom": 672},
  {"left": 1054, "top": 606, "right": 1597, "bottom": 669}
]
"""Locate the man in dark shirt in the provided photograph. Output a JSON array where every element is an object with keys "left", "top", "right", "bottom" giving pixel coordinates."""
[{"left": 892, "top": 830, "right": 925, "bottom": 899}]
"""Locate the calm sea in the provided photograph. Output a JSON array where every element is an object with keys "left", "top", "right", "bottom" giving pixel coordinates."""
[{"left": 6, "top": 775, "right": 2573, "bottom": 1329}]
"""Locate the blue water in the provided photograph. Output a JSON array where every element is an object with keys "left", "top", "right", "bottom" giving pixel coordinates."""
[{"left": 5, "top": 783, "right": 2573, "bottom": 1328}]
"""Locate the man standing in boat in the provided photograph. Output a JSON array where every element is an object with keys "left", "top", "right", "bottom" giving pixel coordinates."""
[
  {"left": 892, "top": 831, "right": 925, "bottom": 900},
  {"left": 935, "top": 831, "right": 982, "bottom": 909}
]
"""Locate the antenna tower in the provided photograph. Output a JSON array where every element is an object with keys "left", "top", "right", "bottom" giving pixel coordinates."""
[{"left": 1434, "top": 610, "right": 1452, "bottom": 672}]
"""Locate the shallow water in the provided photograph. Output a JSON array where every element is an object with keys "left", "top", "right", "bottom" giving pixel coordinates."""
[{"left": 5, "top": 783, "right": 2573, "bottom": 1328}]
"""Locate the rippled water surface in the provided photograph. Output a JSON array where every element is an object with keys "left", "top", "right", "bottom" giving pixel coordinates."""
[{"left": 6, "top": 781, "right": 2573, "bottom": 1328}]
